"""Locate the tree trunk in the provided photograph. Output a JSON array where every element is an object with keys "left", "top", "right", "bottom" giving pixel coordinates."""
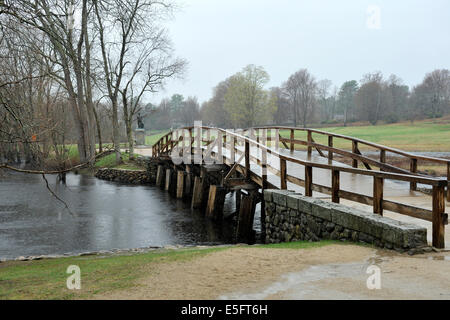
[
  {"left": 112, "top": 101, "right": 122, "bottom": 164},
  {"left": 92, "top": 105, "right": 102, "bottom": 153}
]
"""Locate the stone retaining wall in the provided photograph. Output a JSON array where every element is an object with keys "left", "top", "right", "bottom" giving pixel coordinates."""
[
  {"left": 264, "top": 190, "right": 429, "bottom": 253},
  {"left": 95, "top": 168, "right": 152, "bottom": 184}
]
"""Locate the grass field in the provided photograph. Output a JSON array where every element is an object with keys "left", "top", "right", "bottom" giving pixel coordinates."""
[
  {"left": 0, "top": 241, "right": 339, "bottom": 300},
  {"left": 279, "top": 120, "right": 450, "bottom": 152},
  {"left": 144, "top": 120, "right": 450, "bottom": 152}
]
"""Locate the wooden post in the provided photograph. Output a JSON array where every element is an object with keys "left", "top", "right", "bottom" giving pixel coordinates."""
[
  {"left": 305, "top": 165, "right": 312, "bottom": 196},
  {"left": 245, "top": 140, "right": 250, "bottom": 179},
  {"left": 236, "top": 192, "right": 257, "bottom": 243},
  {"left": 307, "top": 130, "right": 312, "bottom": 156},
  {"left": 205, "top": 185, "right": 226, "bottom": 220},
  {"left": 184, "top": 166, "right": 193, "bottom": 197},
  {"left": 176, "top": 170, "right": 185, "bottom": 199},
  {"left": 235, "top": 189, "right": 241, "bottom": 214},
  {"left": 352, "top": 141, "right": 358, "bottom": 168},
  {"left": 231, "top": 136, "right": 236, "bottom": 163},
  {"left": 410, "top": 158, "right": 418, "bottom": 191},
  {"left": 373, "top": 176, "right": 384, "bottom": 215},
  {"left": 328, "top": 136, "right": 333, "bottom": 161},
  {"left": 280, "top": 158, "right": 287, "bottom": 190},
  {"left": 156, "top": 165, "right": 165, "bottom": 188},
  {"left": 432, "top": 184, "right": 445, "bottom": 248},
  {"left": 165, "top": 168, "right": 172, "bottom": 191},
  {"left": 191, "top": 176, "right": 204, "bottom": 209},
  {"left": 446, "top": 162, "right": 450, "bottom": 202},
  {"left": 189, "top": 127, "right": 193, "bottom": 156},
  {"left": 380, "top": 150, "right": 386, "bottom": 171},
  {"left": 290, "top": 129, "right": 294, "bottom": 152},
  {"left": 275, "top": 129, "right": 279, "bottom": 150},
  {"left": 331, "top": 169, "right": 340, "bottom": 203}
]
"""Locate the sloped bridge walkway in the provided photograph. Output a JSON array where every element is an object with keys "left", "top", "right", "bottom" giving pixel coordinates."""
[{"left": 152, "top": 126, "right": 450, "bottom": 249}]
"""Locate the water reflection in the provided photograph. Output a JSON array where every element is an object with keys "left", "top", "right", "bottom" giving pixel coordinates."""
[{"left": 0, "top": 172, "right": 235, "bottom": 259}]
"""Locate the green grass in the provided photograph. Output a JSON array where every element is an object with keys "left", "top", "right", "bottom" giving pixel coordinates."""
[
  {"left": 279, "top": 121, "right": 450, "bottom": 152},
  {"left": 145, "top": 130, "right": 168, "bottom": 146},
  {"left": 0, "top": 247, "right": 226, "bottom": 300},
  {"left": 94, "top": 152, "right": 130, "bottom": 168},
  {"left": 0, "top": 241, "right": 344, "bottom": 299},
  {"left": 254, "top": 240, "right": 340, "bottom": 249},
  {"left": 94, "top": 152, "right": 145, "bottom": 171}
]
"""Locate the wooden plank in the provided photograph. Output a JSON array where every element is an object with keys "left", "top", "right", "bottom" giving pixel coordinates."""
[
  {"left": 223, "top": 153, "right": 245, "bottom": 182},
  {"left": 432, "top": 185, "right": 445, "bottom": 248},
  {"left": 280, "top": 158, "right": 287, "bottom": 190},
  {"left": 328, "top": 136, "right": 333, "bottom": 161},
  {"left": 353, "top": 145, "right": 372, "bottom": 170},
  {"left": 332, "top": 169, "right": 340, "bottom": 203},
  {"left": 279, "top": 134, "right": 289, "bottom": 149},
  {"left": 410, "top": 158, "right": 418, "bottom": 191},
  {"left": 373, "top": 176, "right": 384, "bottom": 215},
  {"left": 310, "top": 137, "right": 326, "bottom": 158},
  {"left": 305, "top": 165, "right": 313, "bottom": 196}
]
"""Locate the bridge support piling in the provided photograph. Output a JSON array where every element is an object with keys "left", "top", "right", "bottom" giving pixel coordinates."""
[
  {"left": 165, "top": 169, "right": 171, "bottom": 191},
  {"left": 176, "top": 170, "right": 185, "bottom": 199},
  {"left": 236, "top": 192, "right": 257, "bottom": 243},
  {"left": 191, "top": 176, "right": 204, "bottom": 209},
  {"left": 156, "top": 165, "right": 165, "bottom": 188},
  {"left": 205, "top": 185, "right": 227, "bottom": 220},
  {"left": 184, "top": 166, "right": 193, "bottom": 198}
]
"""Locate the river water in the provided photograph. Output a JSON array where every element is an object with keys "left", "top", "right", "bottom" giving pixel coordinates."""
[{"left": 0, "top": 172, "right": 236, "bottom": 260}]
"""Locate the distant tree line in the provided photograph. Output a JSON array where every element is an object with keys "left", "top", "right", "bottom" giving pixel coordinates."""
[{"left": 151, "top": 65, "right": 450, "bottom": 130}]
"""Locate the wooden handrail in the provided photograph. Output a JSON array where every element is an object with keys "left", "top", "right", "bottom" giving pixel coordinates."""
[{"left": 252, "top": 126, "right": 450, "bottom": 164}]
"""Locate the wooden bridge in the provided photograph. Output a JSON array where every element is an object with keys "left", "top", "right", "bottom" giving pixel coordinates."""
[{"left": 151, "top": 126, "right": 449, "bottom": 248}]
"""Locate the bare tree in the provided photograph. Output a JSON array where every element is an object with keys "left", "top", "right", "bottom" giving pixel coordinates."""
[
  {"left": 284, "top": 69, "right": 317, "bottom": 128},
  {"left": 93, "top": 0, "right": 185, "bottom": 163}
]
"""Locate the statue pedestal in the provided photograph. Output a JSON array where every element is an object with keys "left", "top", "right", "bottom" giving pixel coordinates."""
[{"left": 135, "top": 129, "right": 146, "bottom": 146}]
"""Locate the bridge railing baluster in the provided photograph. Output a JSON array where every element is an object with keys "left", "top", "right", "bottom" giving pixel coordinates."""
[
  {"left": 373, "top": 176, "right": 384, "bottom": 215},
  {"left": 331, "top": 169, "right": 340, "bottom": 203},
  {"left": 280, "top": 158, "right": 287, "bottom": 190}
]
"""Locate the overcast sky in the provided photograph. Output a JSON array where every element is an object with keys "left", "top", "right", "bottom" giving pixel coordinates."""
[{"left": 150, "top": 0, "right": 450, "bottom": 104}]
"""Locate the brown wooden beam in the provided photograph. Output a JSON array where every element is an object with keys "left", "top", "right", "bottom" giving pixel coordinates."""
[{"left": 432, "top": 185, "right": 445, "bottom": 248}]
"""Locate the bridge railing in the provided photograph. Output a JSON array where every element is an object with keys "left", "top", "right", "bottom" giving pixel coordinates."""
[
  {"left": 152, "top": 126, "right": 448, "bottom": 248},
  {"left": 250, "top": 126, "right": 450, "bottom": 202}
]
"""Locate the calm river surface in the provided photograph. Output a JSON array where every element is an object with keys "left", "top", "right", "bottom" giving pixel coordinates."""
[{"left": 0, "top": 172, "right": 236, "bottom": 260}]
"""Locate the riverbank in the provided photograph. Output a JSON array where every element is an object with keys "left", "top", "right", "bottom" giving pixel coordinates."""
[{"left": 1, "top": 241, "right": 449, "bottom": 300}]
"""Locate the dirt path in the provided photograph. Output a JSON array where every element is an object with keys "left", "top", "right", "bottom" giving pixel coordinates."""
[{"left": 96, "top": 244, "right": 450, "bottom": 300}]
